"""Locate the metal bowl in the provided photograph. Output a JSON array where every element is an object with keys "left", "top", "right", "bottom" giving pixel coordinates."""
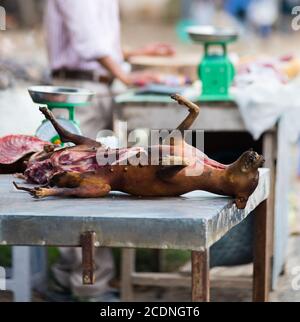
[
  {"left": 28, "top": 86, "right": 95, "bottom": 106},
  {"left": 187, "top": 26, "right": 238, "bottom": 44}
]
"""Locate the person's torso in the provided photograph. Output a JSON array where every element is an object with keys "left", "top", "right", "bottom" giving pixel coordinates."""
[{"left": 45, "top": 0, "right": 123, "bottom": 76}]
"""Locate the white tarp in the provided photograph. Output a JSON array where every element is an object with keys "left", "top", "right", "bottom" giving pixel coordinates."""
[{"left": 233, "top": 74, "right": 300, "bottom": 288}]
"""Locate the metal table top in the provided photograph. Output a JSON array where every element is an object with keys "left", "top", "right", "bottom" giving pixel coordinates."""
[{"left": 0, "top": 169, "right": 269, "bottom": 251}]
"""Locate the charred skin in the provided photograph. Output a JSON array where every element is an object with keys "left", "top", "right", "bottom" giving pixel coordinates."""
[
  {"left": 15, "top": 149, "right": 264, "bottom": 209},
  {"left": 12, "top": 94, "right": 265, "bottom": 209}
]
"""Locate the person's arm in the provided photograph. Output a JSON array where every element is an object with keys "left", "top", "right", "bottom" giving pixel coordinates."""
[
  {"left": 98, "top": 56, "right": 160, "bottom": 86},
  {"left": 55, "top": 0, "right": 142, "bottom": 86},
  {"left": 55, "top": 1, "right": 169, "bottom": 86},
  {"left": 101, "top": 55, "right": 167, "bottom": 87},
  {"left": 98, "top": 56, "right": 132, "bottom": 85}
]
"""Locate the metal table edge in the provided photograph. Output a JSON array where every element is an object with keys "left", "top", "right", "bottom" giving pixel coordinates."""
[{"left": 0, "top": 169, "right": 270, "bottom": 251}]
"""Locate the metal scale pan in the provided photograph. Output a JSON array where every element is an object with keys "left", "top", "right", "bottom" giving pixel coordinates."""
[
  {"left": 187, "top": 25, "right": 238, "bottom": 44},
  {"left": 28, "top": 85, "right": 94, "bottom": 107}
]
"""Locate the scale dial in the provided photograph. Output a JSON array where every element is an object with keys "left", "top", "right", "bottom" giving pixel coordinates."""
[{"left": 36, "top": 118, "right": 81, "bottom": 145}]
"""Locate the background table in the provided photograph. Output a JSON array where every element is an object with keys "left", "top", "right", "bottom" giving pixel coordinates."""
[{"left": 0, "top": 169, "right": 269, "bottom": 301}]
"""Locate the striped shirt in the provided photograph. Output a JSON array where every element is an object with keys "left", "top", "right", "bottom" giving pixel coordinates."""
[{"left": 45, "top": 0, "right": 123, "bottom": 77}]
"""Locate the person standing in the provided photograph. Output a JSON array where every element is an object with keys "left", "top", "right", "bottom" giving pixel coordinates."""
[{"left": 45, "top": 0, "right": 174, "bottom": 301}]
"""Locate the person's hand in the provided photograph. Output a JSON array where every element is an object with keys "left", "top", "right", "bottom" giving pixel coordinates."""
[{"left": 139, "top": 43, "right": 175, "bottom": 57}]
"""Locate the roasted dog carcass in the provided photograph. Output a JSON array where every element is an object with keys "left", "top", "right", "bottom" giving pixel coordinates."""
[{"left": 0, "top": 95, "right": 264, "bottom": 209}]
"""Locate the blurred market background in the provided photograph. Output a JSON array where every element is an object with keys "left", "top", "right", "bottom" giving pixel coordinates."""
[
  {"left": 1, "top": 0, "right": 300, "bottom": 133},
  {"left": 0, "top": 0, "right": 299, "bottom": 302}
]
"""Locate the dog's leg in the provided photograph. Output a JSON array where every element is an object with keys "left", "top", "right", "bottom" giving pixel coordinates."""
[
  {"left": 39, "top": 107, "right": 101, "bottom": 147},
  {"left": 171, "top": 94, "right": 200, "bottom": 132},
  {"left": 13, "top": 174, "right": 111, "bottom": 198},
  {"left": 163, "top": 94, "right": 200, "bottom": 147}
]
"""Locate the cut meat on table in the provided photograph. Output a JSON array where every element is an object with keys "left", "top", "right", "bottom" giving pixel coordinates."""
[{"left": 0, "top": 135, "right": 49, "bottom": 165}]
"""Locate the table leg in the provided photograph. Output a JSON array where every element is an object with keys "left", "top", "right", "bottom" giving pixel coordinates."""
[
  {"left": 121, "top": 248, "right": 136, "bottom": 301},
  {"left": 262, "top": 131, "right": 276, "bottom": 289},
  {"left": 153, "top": 249, "right": 164, "bottom": 272},
  {"left": 253, "top": 200, "right": 270, "bottom": 301},
  {"left": 81, "top": 231, "right": 96, "bottom": 285},
  {"left": 191, "top": 249, "right": 210, "bottom": 302}
]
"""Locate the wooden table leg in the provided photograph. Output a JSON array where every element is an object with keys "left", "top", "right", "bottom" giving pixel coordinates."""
[
  {"left": 153, "top": 249, "right": 164, "bottom": 272},
  {"left": 253, "top": 200, "right": 270, "bottom": 301},
  {"left": 191, "top": 249, "right": 210, "bottom": 302},
  {"left": 121, "top": 248, "right": 136, "bottom": 301},
  {"left": 81, "top": 231, "right": 96, "bottom": 285},
  {"left": 262, "top": 131, "right": 276, "bottom": 289}
]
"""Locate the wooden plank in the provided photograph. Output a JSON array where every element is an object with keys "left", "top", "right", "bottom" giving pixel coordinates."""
[
  {"left": 121, "top": 248, "right": 136, "bottom": 301},
  {"left": 192, "top": 250, "right": 210, "bottom": 302},
  {"left": 253, "top": 200, "right": 270, "bottom": 301},
  {"left": 131, "top": 272, "right": 252, "bottom": 289},
  {"left": 132, "top": 272, "right": 190, "bottom": 287}
]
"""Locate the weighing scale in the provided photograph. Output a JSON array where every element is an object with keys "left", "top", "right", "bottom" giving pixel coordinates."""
[
  {"left": 187, "top": 26, "right": 238, "bottom": 101},
  {"left": 28, "top": 86, "right": 94, "bottom": 145}
]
